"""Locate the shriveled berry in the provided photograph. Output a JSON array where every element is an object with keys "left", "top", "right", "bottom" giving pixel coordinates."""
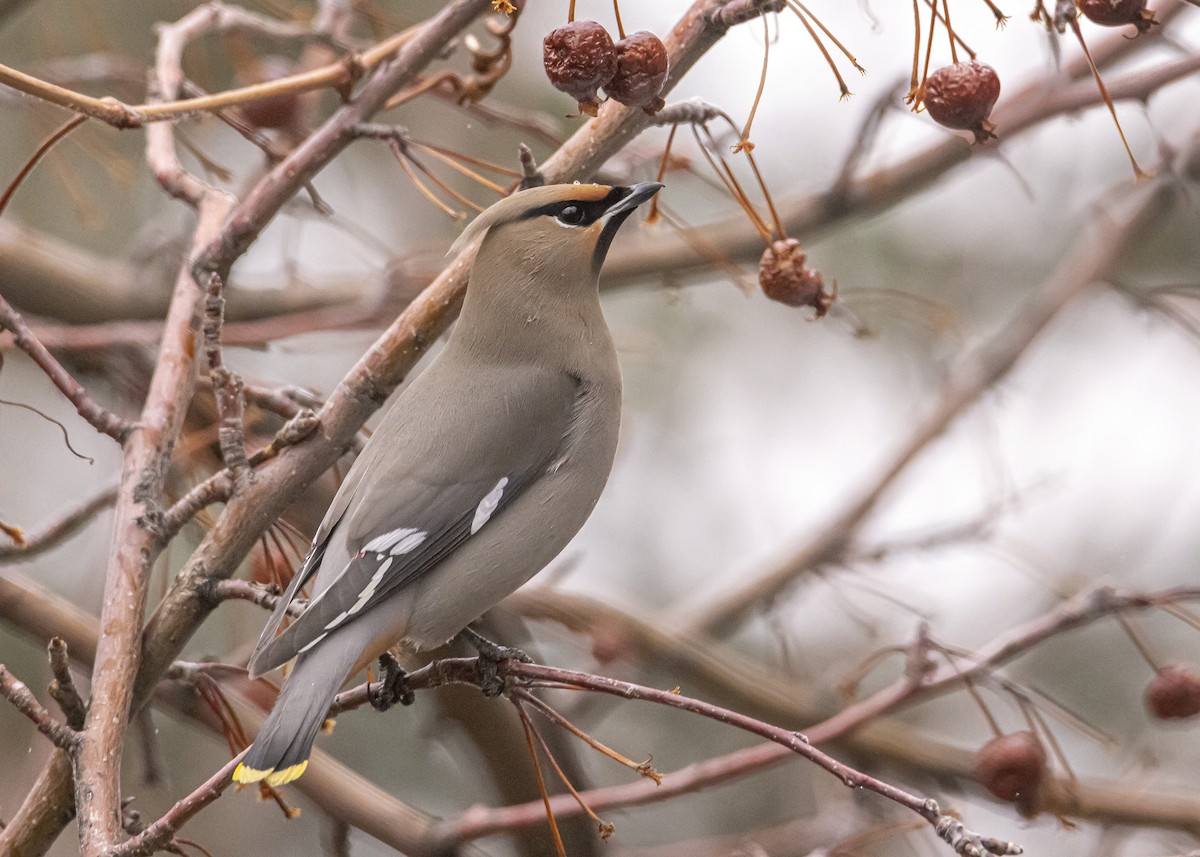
[
  {"left": 1079, "top": 0, "right": 1156, "bottom": 33},
  {"left": 759, "top": 238, "right": 834, "bottom": 317},
  {"left": 605, "top": 31, "right": 669, "bottom": 114},
  {"left": 543, "top": 20, "right": 618, "bottom": 116},
  {"left": 974, "top": 732, "right": 1045, "bottom": 804},
  {"left": 1146, "top": 665, "right": 1200, "bottom": 720},
  {"left": 239, "top": 56, "right": 302, "bottom": 131},
  {"left": 923, "top": 60, "right": 1001, "bottom": 143}
]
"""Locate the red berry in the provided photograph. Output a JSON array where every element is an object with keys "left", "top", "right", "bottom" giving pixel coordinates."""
[
  {"left": 543, "top": 21, "right": 618, "bottom": 116},
  {"left": 758, "top": 239, "right": 834, "bottom": 317},
  {"left": 1145, "top": 665, "right": 1200, "bottom": 720},
  {"left": 923, "top": 60, "right": 1001, "bottom": 143},
  {"left": 605, "top": 31, "right": 669, "bottom": 114},
  {"left": 974, "top": 732, "right": 1046, "bottom": 804},
  {"left": 1079, "top": 0, "right": 1156, "bottom": 33},
  {"left": 239, "top": 56, "right": 302, "bottom": 131}
]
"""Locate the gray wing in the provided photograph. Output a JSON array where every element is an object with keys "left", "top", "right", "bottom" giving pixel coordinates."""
[{"left": 247, "top": 366, "right": 582, "bottom": 676}]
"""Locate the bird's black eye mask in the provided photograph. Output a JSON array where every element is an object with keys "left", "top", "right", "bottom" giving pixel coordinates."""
[{"left": 524, "top": 186, "right": 630, "bottom": 229}]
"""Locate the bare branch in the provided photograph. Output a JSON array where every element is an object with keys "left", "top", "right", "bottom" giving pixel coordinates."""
[
  {"left": 201, "top": 274, "right": 250, "bottom": 482},
  {"left": 680, "top": 155, "right": 1182, "bottom": 636},
  {"left": 0, "top": 486, "right": 117, "bottom": 564},
  {"left": 0, "top": 294, "right": 131, "bottom": 443},
  {"left": 0, "top": 664, "right": 78, "bottom": 751},
  {"left": 47, "top": 638, "right": 87, "bottom": 730},
  {"left": 73, "top": 196, "right": 231, "bottom": 856}
]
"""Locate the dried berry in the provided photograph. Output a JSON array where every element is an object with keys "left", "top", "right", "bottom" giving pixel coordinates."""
[
  {"left": 543, "top": 20, "right": 618, "bottom": 116},
  {"left": 974, "top": 732, "right": 1045, "bottom": 805},
  {"left": 605, "top": 30, "right": 669, "bottom": 114},
  {"left": 922, "top": 60, "right": 1001, "bottom": 143},
  {"left": 1079, "top": 0, "right": 1156, "bottom": 33},
  {"left": 239, "top": 56, "right": 302, "bottom": 131},
  {"left": 758, "top": 238, "right": 834, "bottom": 317},
  {"left": 1145, "top": 665, "right": 1200, "bottom": 720}
]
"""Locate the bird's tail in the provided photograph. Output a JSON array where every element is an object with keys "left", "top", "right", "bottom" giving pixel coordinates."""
[{"left": 233, "top": 645, "right": 354, "bottom": 787}]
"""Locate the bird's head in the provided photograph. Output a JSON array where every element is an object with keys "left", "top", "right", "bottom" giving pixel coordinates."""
[{"left": 450, "top": 182, "right": 663, "bottom": 282}]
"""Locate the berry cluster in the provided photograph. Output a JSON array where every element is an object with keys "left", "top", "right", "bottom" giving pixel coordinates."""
[{"left": 543, "top": 20, "right": 668, "bottom": 116}]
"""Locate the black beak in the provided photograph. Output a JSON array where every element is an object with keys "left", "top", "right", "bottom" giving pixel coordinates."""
[
  {"left": 593, "top": 182, "right": 663, "bottom": 272},
  {"left": 602, "top": 182, "right": 664, "bottom": 221}
]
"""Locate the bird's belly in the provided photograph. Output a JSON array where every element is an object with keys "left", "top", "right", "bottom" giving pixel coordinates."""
[{"left": 401, "top": 447, "right": 613, "bottom": 649}]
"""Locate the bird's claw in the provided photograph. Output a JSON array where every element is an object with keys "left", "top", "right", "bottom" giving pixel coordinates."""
[
  {"left": 458, "top": 626, "right": 531, "bottom": 697},
  {"left": 370, "top": 652, "right": 416, "bottom": 711},
  {"left": 459, "top": 626, "right": 532, "bottom": 663}
]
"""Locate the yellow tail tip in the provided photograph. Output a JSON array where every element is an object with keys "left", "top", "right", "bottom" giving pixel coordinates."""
[
  {"left": 266, "top": 761, "right": 308, "bottom": 786},
  {"left": 232, "top": 762, "right": 270, "bottom": 784},
  {"left": 233, "top": 759, "right": 308, "bottom": 786}
]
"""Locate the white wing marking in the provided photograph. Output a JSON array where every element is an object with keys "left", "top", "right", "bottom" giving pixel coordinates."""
[
  {"left": 471, "top": 477, "right": 509, "bottom": 534},
  {"left": 323, "top": 555, "right": 395, "bottom": 630},
  {"left": 364, "top": 527, "right": 426, "bottom": 554}
]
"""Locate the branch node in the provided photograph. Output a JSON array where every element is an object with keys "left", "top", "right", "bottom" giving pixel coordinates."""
[
  {"left": 934, "top": 814, "right": 1022, "bottom": 857},
  {"left": 276, "top": 408, "right": 321, "bottom": 447},
  {"left": 518, "top": 144, "right": 544, "bottom": 190},
  {"left": 47, "top": 638, "right": 87, "bottom": 730},
  {"left": 707, "top": 0, "right": 787, "bottom": 31},
  {"left": 0, "top": 664, "right": 78, "bottom": 752}
]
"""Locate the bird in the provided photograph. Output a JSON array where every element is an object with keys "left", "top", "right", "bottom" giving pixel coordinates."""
[{"left": 233, "top": 181, "right": 663, "bottom": 786}]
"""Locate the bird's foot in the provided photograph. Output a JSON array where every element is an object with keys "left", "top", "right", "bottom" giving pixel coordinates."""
[
  {"left": 369, "top": 651, "right": 415, "bottom": 711},
  {"left": 458, "top": 626, "right": 531, "bottom": 698}
]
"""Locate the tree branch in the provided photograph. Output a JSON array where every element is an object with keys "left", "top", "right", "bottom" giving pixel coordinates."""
[
  {"left": 679, "top": 144, "right": 1190, "bottom": 636},
  {"left": 0, "top": 294, "right": 131, "bottom": 443},
  {"left": 72, "top": 196, "right": 231, "bottom": 857},
  {"left": 0, "top": 664, "right": 78, "bottom": 751},
  {"left": 0, "top": 485, "right": 117, "bottom": 564}
]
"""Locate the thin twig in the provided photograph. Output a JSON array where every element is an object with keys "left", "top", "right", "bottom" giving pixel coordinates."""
[
  {"left": 0, "top": 294, "right": 131, "bottom": 443},
  {"left": 0, "top": 665, "right": 77, "bottom": 751}
]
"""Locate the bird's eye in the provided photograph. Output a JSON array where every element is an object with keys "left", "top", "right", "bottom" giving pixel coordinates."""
[{"left": 556, "top": 204, "right": 585, "bottom": 226}]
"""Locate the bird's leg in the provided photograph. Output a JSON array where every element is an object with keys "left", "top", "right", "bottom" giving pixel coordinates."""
[
  {"left": 369, "top": 651, "right": 416, "bottom": 711},
  {"left": 458, "top": 626, "right": 532, "bottom": 698}
]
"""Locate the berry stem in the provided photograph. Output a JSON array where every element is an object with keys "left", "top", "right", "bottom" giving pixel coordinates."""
[
  {"left": 692, "top": 123, "right": 772, "bottom": 243},
  {"left": 923, "top": 0, "right": 977, "bottom": 60},
  {"left": 611, "top": 0, "right": 626, "bottom": 39},
  {"left": 568, "top": 0, "right": 576, "bottom": 23},
  {"left": 743, "top": 147, "right": 786, "bottom": 241},
  {"left": 515, "top": 700, "right": 568, "bottom": 857},
  {"left": 1021, "top": 699, "right": 1076, "bottom": 783},
  {"left": 940, "top": 648, "right": 1005, "bottom": 737},
  {"left": 1067, "top": 14, "right": 1149, "bottom": 179},
  {"left": 1156, "top": 602, "right": 1200, "bottom": 634},
  {"left": 645, "top": 123, "right": 677, "bottom": 224},
  {"left": 735, "top": 15, "right": 772, "bottom": 151},
  {"left": 980, "top": 0, "right": 1010, "bottom": 28},
  {"left": 942, "top": 0, "right": 959, "bottom": 64},
  {"left": 916, "top": 0, "right": 939, "bottom": 111},
  {"left": 907, "top": 0, "right": 922, "bottom": 103},
  {"left": 789, "top": 1, "right": 865, "bottom": 73},
  {"left": 786, "top": 0, "right": 852, "bottom": 99},
  {"left": 1115, "top": 613, "right": 1162, "bottom": 671}
]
